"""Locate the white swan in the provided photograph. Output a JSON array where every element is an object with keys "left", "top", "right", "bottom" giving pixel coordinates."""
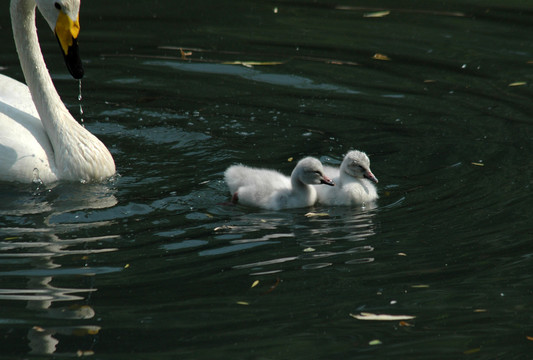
[
  {"left": 224, "top": 157, "right": 335, "bottom": 210},
  {"left": 316, "top": 150, "right": 378, "bottom": 206},
  {"left": 0, "top": 0, "right": 115, "bottom": 184}
]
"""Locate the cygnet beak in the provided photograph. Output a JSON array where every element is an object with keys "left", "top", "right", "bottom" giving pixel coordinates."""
[
  {"left": 364, "top": 171, "right": 378, "bottom": 184},
  {"left": 321, "top": 175, "right": 335, "bottom": 186}
]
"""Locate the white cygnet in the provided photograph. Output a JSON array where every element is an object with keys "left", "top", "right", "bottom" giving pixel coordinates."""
[
  {"left": 316, "top": 150, "right": 378, "bottom": 206},
  {"left": 224, "top": 157, "right": 334, "bottom": 210}
]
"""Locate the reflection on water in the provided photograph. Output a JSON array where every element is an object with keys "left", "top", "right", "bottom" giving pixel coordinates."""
[
  {"left": 0, "top": 183, "right": 119, "bottom": 356},
  {"left": 145, "top": 60, "right": 361, "bottom": 94},
  {"left": 162, "top": 207, "right": 378, "bottom": 274}
]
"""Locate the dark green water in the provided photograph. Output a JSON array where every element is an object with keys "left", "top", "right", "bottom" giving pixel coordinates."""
[{"left": 1, "top": 0, "right": 533, "bottom": 358}]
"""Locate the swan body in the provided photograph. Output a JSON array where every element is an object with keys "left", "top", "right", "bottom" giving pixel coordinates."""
[
  {"left": 0, "top": 0, "right": 115, "bottom": 184},
  {"left": 316, "top": 150, "right": 378, "bottom": 206},
  {"left": 224, "top": 157, "right": 334, "bottom": 210}
]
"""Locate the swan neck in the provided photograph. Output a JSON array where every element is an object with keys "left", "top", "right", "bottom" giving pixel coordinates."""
[
  {"left": 291, "top": 172, "right": 309, "bottom": 191},
  {"left": 11, "top": 0, "right": 67, "bottom": 134},
  {"left": 9, "top": 0, "right": 116, "bottom": 182}
]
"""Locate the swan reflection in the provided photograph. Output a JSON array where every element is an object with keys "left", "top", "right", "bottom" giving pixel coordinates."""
[
  {"left": 0, "top": 232, "right": 118, "bottom": 355},
  {"left": 213, "top": 208, "right": 379, "bottom": 273},
  {"left": 0, "top": 182, "right": 119, "bottom": 356}
]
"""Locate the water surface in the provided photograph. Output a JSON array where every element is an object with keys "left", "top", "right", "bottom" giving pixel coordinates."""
[{"left": 1, "top": 0, "right": 533, "bottom": 358}]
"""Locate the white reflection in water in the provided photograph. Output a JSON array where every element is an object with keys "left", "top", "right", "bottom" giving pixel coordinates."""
[
  {"left": 0, "top": 183, "right": 119, "bottom": 356},
  {"left": 144, "top": 60, "right": 361, "bottom": 94},
  {"left": 229, "top": 209, "right": 378, "bottom": 272},
  {"left": 28, "top": 325, "right": 100, "bottom": 356},
  {"left": 301, "top": 263, "right": 332, "bottom": 270},
  {"left": 0, "top": 234, "right": 118, "bottom": 355}
]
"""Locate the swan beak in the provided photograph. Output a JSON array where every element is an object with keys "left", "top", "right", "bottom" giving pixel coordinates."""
[
  {"left": 364, "top": 171, "right": 379, "bottom": 184},
  {"left": 55, "top": 12, "right": 84, "bottom": 79},
  {"left": 321, "top": 175, "right": 335, "bottom": 186}
]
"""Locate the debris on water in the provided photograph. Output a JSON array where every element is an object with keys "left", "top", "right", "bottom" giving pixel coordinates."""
[
  {"left": 508, "top": 81, "right": 526, "bottom": 87},
  {"left": 349, "top": 312, "right": 416, "bottom": 321},
  {"left": 372, "top": 53, "right": 391, "bottom": 61},
  {"left": 304, "top": 212, "right": 329, "bottom": 218},
  {"left": 214, "top": 225, "right": 237, "bottom": 232},
  {"left": 364, "top": 10, "right": 390, "bottom": 18}
]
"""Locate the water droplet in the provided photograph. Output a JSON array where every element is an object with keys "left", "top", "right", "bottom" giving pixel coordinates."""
[{"left": 78, "top": 79, "right": 84, "bottom": 126}]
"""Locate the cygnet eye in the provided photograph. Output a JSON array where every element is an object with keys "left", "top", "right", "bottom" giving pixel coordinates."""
[{"left": 54, "top": 2, "right": 61, "bottom": 10}]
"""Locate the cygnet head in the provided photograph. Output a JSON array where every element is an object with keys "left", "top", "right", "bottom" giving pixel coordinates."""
[
  {"left": 341, "top": 150, "right": 378, "bottom": 183},
  {"left": 293, "top": 157, "right": 335, "bottom": 186}
]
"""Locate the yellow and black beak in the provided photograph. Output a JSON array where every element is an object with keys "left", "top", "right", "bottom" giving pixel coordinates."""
[{"left": 55, "top": 12, "right": 84, "bottom": 79}]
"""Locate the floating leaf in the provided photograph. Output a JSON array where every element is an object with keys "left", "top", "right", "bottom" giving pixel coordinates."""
[
  {"left": 222, "top": 61, "right": 284, "bottom": 68},
  {"left": 76, "top": 350, "right": 95, "bottom": 357},
  {"left": 303, "top": 247, "right": 316, "bottom": 252},
  {"left": 236, "top": 301, "right": 250, "bottom": 306},
  {"left": 471, "top": 162, "right": 484, "bottom": 167},
  {"left": 527, "top": 336, "right": 533, "bottom": 341},
  {"left": 124, "top": 264, "right": 130, "bottom": 269},
  {"left": 411, "top": 284, "right": 430, "bottom": 288},
  {"left": 179, "top": 48, "right": 192, "bottom": 59},
  {"left": 464, "top": 348, "right": 481, "bottom": 355},
  {"left": 368, "top": 339, "right": 382, "bottom": 346},
  {"left": 305, "top": 212, "right": 330, "bottom": 218},
  {"left": 372, "top": 53, "right": 391, "bottom": 61},
  {"left": 327, "top": 60, "right": 359, "bottom": 66},
  {"left": 508, "top": 81, "right": 526, "bottom": 87},
  {"left": 251, "top": 280, "right": 259, "bottom": 288},
  {"left": 214, "top": 225, "right": 237, "bottom": 232},
  {"left": 364, "top": 10, "right": 390, "bottom": 18},
  {"left": 399, "top": 321, "right": 414, "bottom": 327},
  {"left": 265, "top": 278, "right": 281, "bottom": 294},
  {"left": 350, "top": 312, "right": 415, "bottom": 321},
  {"left": 287, "top": 157, "right": 294, "bottom": 162},
  {"left": 397, "top": 252, "right": 407, "bottom": 256}
]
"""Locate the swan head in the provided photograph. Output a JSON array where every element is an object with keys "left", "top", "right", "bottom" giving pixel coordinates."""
[
  {"left": 341, "top": 150, "right": 378, "bottom": 184},
  {"left": 293, "top": 157, "right": 335, "bottom": 186},
  {"left": 36, "top": 0, "right": 83, "bottom": 79}
]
